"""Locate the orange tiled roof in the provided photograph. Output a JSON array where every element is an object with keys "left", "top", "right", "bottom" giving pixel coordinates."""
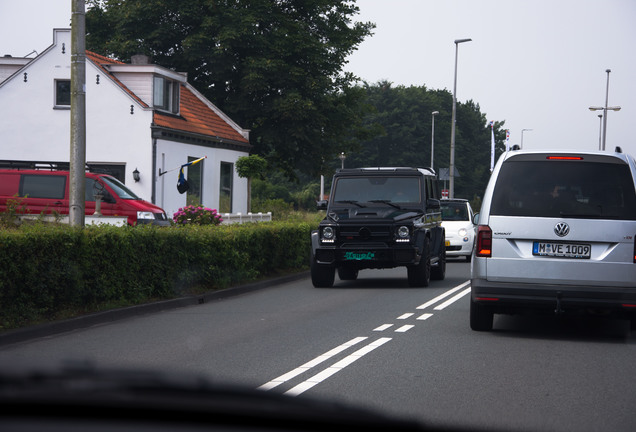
[
  {"left": 86, "top": 51, "right": 247, "bottom": 144},
  {"left": 153, "top": 85, "right": 248, "bottom": 144}
]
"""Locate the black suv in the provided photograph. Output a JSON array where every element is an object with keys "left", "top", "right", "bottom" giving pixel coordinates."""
[{"left": 311, "top": 167, "right": 446, "bottom": 287}]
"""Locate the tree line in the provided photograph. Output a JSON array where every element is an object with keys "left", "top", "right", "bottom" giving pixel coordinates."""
[{"left": 86, "top": 0, "right": 506, "bottom": 206}]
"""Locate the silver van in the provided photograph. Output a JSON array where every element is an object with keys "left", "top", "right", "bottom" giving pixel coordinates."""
[{"left": 470, "top": 148, "right": 636, "bottom": 331}]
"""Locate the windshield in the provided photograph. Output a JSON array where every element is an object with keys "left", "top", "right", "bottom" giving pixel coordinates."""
[
  {"left": 332, "top": 177, "right": 421, "bottom": 204},
  {"left": 101, "top": 175, "right": 141, "bottom": 200},
  {"left": 491, "top": 160, "right": 636, "bottom": 219},
  {"left": 441, "top": 202, "right": 469, "bottom": 221}
]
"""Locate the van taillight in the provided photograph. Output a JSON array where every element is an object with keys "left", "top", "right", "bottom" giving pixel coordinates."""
[{"left": 476, "top": 225, "right": 492, "bottom": 257}]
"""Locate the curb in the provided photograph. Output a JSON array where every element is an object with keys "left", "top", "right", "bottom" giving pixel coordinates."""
[{"left": 0, "top": 271, "right": 310, "bottom": 347}]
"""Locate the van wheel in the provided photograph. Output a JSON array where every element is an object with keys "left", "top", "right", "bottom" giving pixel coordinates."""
[
  {"left": 311, "top": 258, "right": 335, "bottom": 288},
  {"left": 431, "top": 243, "right": 446, "bottom": 281},
  {"left": 408, "top": 237, "right": 430, "bottom": 287},
  {"left": 338, "top": 267, "right": 359, "bottom": 281},
  {"left": 470, "top": 297, "right": 494, "bottom": 331}
]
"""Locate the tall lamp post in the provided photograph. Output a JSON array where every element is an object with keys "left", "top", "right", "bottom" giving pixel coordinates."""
[
  {"left": 589, "top": 69, "right": 621, "bottom": 151},
  {"left": 339, "top": 152, "right": 346, "bottom": 169},
  {"left": 596, "top": 114, "right": 603, "bottom": 150},
  {"left": 431, "top": 111, "right": 439, "bottom": 170},
  {"left": 449, "top": 38, "right": 471, "bottom": 199},
  {"left": 521, "top": 128, "right": 532, "bottom": 149}
]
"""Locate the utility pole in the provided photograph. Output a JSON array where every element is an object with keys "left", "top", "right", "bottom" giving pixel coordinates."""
[{"left": 69, "top": 0, "right": 86, "bottom": 227}]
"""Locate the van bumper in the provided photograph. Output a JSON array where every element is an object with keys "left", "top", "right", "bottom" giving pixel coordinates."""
[{"left": 471, "top": 278, "right": 636, "bottom": 316}]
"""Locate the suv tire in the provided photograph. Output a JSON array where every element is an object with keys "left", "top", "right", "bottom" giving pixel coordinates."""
[
  {"left": 407, "top": 237, "right": 431, "bottom": 287},
  {"left": 431, "top": 243, "right": 446, "bottom": 281},
  {"left": 470, "top": 297, "right": 494, "bottom": 331},
  {"left": 311, "top": 255, "right": 335, "bottom": 288}
]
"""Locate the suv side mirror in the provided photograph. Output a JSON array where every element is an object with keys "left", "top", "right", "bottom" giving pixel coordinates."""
[
  {"left": 316, "top": 200, "right": 328, "bottom": 210},
  {"left": 426, "top": 198, "right": 441, "bottom": 209}
]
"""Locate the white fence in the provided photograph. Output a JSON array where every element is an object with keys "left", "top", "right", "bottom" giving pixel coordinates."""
[{"left": 221, "top": 212, "right": 272, "bottom": 224}]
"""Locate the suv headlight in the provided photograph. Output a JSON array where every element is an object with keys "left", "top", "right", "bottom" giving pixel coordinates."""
[
  {"left": 322, "top": 226, "right": 335, "bottom": 243},
  {"left": 396, "top": 225, "right": 410, "bottom": 242},
  {"left": 458, "top": 228, "right": 467, "bottom": 237},
  {"left": 137, "top": 211, "right": 154, "bottom": 220}
]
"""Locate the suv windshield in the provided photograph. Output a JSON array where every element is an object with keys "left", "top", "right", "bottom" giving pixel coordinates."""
[
  {"left": 332, "top": 177, "right": 421, "bottom": 204},
  {"left": 490, "top": 160, "right": 636, "bottom": 219},
  {"left": 101, "top": 175, "right": 141, "bottom": 200}
]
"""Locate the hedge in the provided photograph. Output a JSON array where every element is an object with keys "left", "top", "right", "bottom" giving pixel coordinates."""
[{"left": 0, "top": 222, "right": 312, "bottom": 330}]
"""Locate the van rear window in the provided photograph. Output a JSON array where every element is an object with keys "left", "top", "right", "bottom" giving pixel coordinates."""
[
  {"left": 20, "top": 175, "right": 66, "bottom": 199},
  {"left": 490, "top": 160, "right": 636, "bottom": 220}
]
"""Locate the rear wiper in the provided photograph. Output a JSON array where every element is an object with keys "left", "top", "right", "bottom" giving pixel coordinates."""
[
  {"left": 335, "top": 200, "right": 365, "bottom": 208},
  {"left": 368, "top": 200, "right": 403, "bottom": 210}
]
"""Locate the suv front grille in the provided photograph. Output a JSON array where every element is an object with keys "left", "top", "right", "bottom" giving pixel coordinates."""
[{"left": 338, "top": 225, "right": 391, "bottom": 243}]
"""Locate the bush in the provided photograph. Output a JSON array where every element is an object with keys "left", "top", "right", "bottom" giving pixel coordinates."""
[
  {"left": 172, "top": 205, "right": 223, "bottom": 225},
  {"left": 0, "top": 222, "right": 312, "bottom": 331}
]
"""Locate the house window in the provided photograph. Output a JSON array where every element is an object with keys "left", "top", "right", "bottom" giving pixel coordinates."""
[
  {"left": 55, "top": 79, "right": 70, "bottom": 107},
  {"left": 186, "top": 156, "right": 203, "bottom": 206},
  {"left": 153, "top": 76, "right": 179, "bottom": 114},
  {"left": 220, "top": 162, "right": 233, "bottom": 213}
]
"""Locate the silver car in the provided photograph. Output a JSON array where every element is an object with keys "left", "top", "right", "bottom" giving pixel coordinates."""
[{"left": 471, "top": 148, "right": 636, "bottom": 331}]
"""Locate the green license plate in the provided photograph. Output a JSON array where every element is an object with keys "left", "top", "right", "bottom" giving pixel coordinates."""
[{"left": 344, "top": 251, "right": 376, "bottom": 260}]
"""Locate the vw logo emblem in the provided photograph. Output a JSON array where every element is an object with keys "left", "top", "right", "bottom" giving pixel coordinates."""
[{"left": 554, "top": 222, "right": 570, "bottom": 237}]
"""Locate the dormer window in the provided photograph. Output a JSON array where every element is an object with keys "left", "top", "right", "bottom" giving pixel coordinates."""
[{"left": 153, "top": 76, "right": 179, "bottom": 114}]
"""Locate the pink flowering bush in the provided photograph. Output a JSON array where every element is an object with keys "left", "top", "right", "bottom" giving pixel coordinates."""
[{"left": 172, "top": 205, "right": 223, "bottom": 226}]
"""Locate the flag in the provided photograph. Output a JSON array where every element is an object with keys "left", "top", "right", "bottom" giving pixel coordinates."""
[
  {"left": 177, "top": 156, "right": 206, "bottom": 194},
  {"left": 490, "top": 121, "right": 495, "bottom": 172}
]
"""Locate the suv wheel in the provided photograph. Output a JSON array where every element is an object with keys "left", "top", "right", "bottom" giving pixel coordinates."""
[
  {"left": 311, "top": 256, "right": 335, "bottom": 288},
  {"left": 431, "top": 243, "right": 446, "bottom": 281},
  {"left": 338, "top": 267, "right": 359, "bottom": 281},
  {"left": 470, "top": 297, "right": 494, "bottom": 331},
  {"left": 407, "top": 237, "right": 431, "bottom": 287}
]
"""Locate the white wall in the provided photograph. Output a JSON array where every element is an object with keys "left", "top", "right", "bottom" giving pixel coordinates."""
[{"left": 155, "top": 139, "right": 248, "bottom": 219}]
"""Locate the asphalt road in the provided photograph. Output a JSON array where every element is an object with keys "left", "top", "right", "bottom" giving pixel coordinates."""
[{"left": 1, "top": 260, "right": 635, "bottom": 431}]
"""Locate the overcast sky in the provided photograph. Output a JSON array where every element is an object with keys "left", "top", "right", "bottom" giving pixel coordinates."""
[
  {"left": 2, "top": 0, "right": 635, "bottom": 157},
  {"left": 345, "top": 0, "right": 636, "bottom": 157}
]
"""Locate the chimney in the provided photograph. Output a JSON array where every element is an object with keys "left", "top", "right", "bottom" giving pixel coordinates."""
[{"left": 131, "top": 54, "right": 151, "bottom": 65}]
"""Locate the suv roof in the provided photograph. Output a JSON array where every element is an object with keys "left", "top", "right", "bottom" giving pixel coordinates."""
[{"left": 335, "top": 167, "right": 436, "bottom": 177}]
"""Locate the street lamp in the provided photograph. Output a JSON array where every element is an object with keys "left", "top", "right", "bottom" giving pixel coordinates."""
[
  {"left": 589, "top": 69, "right": 621, "bottom": 151},
  {"left": 449, "top": 38, "right": 471, "bottom": 199},
  {"left": 596, "top": 114, "right": 603, "bottom": 150},
  {"left": 338, "top": 152, "right": 346, "bottom": 169},
  {"left": 431, "top": 111, "right": 439, "bottom": 170},
  {"left": 521, "top": 129, "right": 532, "bottom": 149}
]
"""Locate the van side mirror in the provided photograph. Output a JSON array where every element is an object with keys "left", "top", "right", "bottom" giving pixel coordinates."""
[
  {"left": 316, "top": 200, "right": 328, "bottom": 210},
  {"left": 473, "top": 213, "right": 480, "bottom": 225}
]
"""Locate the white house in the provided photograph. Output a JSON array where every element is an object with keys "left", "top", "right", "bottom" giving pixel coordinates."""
[{"left": 0, "top": 28, "right": 252, "bottom": 218}]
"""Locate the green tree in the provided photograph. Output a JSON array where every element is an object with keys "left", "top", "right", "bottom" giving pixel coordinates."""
[
  {"left": 236, "top": 154, "right": 267, "bottom": 212},
  {"left": 348, "top": 82, "right": 506, "bottom": 201},
  {"left": 86, "top": 0, "right": 375, "bottom": 178}
]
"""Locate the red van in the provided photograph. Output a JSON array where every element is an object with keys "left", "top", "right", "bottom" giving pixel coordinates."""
[{"left": 0, "top": 169, "right": 170, "bottom": 226}]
